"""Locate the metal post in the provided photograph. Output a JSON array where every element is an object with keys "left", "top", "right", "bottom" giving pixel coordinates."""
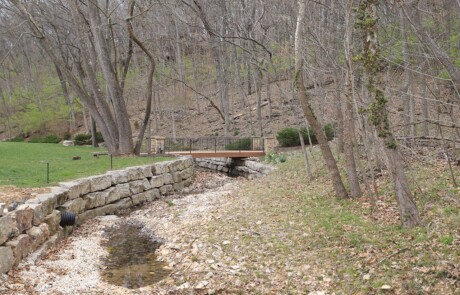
[
  {"left": 110, "top": 154, "right": 113, "bottom": 170},
  {"left": 189, "top": 138, "right": 192, "bottom": 153},
  {"left": 214, "top": 138, "right": 217, "bottom": 153},
  {"left": 46, "top": 162, "right": 49, "bottom": 184}
]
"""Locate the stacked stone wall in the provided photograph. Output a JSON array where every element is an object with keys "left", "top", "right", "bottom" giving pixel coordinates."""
[
  {"left": 194, "top": 158, "right": 274, "bottom": 179},
  {"left": 0, "top": 157, "right": 194, "bottom": 274}
]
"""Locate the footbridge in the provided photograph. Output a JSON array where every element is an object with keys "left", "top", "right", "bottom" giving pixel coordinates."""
[{"left": 153, "top": 137, "right": 275, "bottom": 159}]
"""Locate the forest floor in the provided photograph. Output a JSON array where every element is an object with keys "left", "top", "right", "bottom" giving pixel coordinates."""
[{"left": 1, "top": 150, "right": 459, "bottom": 294}]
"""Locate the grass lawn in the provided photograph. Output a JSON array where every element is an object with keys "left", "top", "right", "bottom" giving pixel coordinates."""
[{"left": 0, "top": 142, "right": 171, "bottom": 187}]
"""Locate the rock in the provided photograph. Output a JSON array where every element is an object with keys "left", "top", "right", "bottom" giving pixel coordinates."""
[
  {"left": 49, "top": 187, "right": 70, "bottom": 206},
  {"left": 159, "top": 185, "right": 174, "bottom": 196},
  {"left": 0, "top": 215, "right": 14, "bottom": 244},
  {"left": 363, "top": 274, "right": 370, "bottom": 280},
  {"left": 195, "top": 280, "right": 209, "bottom": 289},
  {"left": 177, "top": 282, "right": 191, "bottom": 290},
  {"left": 126, "top": 166, "right": 144, "bottom": 181},
  {"left": 173, "top": 182, "right": 184, "bottom": 192},
  {"left": 140, "top": 165, "right": 153, "bottom": 178},
  {"left": 0, "top": 203, "right": 4, "bottom": 217},
  {"left": 87, "top": 174, "right": 112, "bottom": 192},
  {"left": 20, "top": 203, "right": 46, "bottom": 226},
  {"left": 11, "top": 205, "right": 34, "bottom": 233},
  {"left": 27, "top": 224, "right": 49, "bottom": 250},
  {"left": 141, "top": 178, "right": 153, "bottom": 191},
  {"left": 6, "top": 234, "right": 31, "bottom": 266},
  {"left": 0, "top": 246, "right": 14, "bottom": 274},
  {"left": 44, "top": 210, "right": 61, "bottom": 235},
  {"left": 59, "top": 179, "right": 91, "bottom": 200},
  {"left": 83, "top": 191, "right": 109, "bottom": 209},
  {"left": 381, "top": 285, "right": 392, "bottom": 290},
  {"left": 106, "top": 184, "right": 130, "bottom": 204},
  {"left": 144, "top": 189, "right": 160, "bottom": 202},
  {"left": 150, "top": 175, "right": 165, "bottom": 188},
  {"left": 108, "top": 170, "right": 129, "bottom": 185},
  {"left": 35, "top": 229, "right": 64, "bottom": 260},
  {"left": 62, "top": 140, "right": 74, "bottom": 147},
  {"left": 163, "top": 173, "right": 173, "bottom": 185},
  {"left": 130, "top": 192, "right": 149, "bottom": 206},
  {"left": 59, "top": 198, "right": 87, "bottom": 214},
  {"left": 129, "top": 180, "right": 145, "bottom": 195}
]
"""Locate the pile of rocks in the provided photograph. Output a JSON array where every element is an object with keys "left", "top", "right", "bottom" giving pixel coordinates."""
[{"left": 0, "top": 157, "right": 194, "bottom": 274}]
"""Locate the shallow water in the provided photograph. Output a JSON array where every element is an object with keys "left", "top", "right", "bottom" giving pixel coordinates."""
[{"left": 100, "top": 222, "right": 170, "bottom": 289}]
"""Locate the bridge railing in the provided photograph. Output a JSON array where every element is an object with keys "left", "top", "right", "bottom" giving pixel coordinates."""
[{"left": 163, "top": 137, "right": 264, "bottom": 153}]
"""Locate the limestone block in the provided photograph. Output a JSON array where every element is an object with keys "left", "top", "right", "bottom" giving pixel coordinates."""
[
  {"left": 77, "top": 206, "right": 107, "bottom": 226},
  {"left": 59, "top": 198, "right": 87, "bottom": 214},
  {"left": 145, "top": 189, "right": 160, "bottom": 202},
  {"left": 27, "top": 224, "right": 49, "bottom": 251},
  {"left": 49, "top": 187, "right": 70, "bottom": 206},
  {"left": 153, "top": 162, "right": 171, "bottom": 175},
  {"left": 183, "top": 177, "right": 194, "bottom": 188},
  {"left": 12, "top": 205, "right": 34, "bottom": 234},
  {"left": 129, "top": 180, "right": 145, "bottom": 195},
  {"left": 163, "top": 173, "right": 173, "bottom": 185},
  {"left": 112, "top": 198, "right": 133, "bottom": 211},
  {"left": 172, "top": 171, "right": 182, "bottom": 183},
  {"left": 126, "top": 166, "right": 144, "bottom": 181},
  {"left": 0, "top": 203, "right": 4, "bottom": 217},
  {"left": 131, "top": 192, "right": 148, "bottom": 205},
  {"left": 20, "top": 203, "right": 46, "bottom": 226},
  {"left": 44, "top": 210, "right": 61, "bottom": 235},
  {"left": 159, "top": 185, "right": 174, "bottom": 196},
  {"left": 173, "top": 182, "right": 184, "bottom": 192},
  {"left": 140, "top": 165, "right": 153, "bottom": 178},
  {"left": 59, "top": 179, "right": 91, "bottom": 200},
  {"left": 106, "top": 184, "right": 129, "bottom": 204},
  {"left": 0, "top": 215, "right": 15, "bottom": 244},
  {"left": 0, "top": 246, "right": 14, "bottom": 274},
  {"left": 244, "top": 160, "right": 275, "bottom": 175},
  {"left": 141, "top": 178, "right": 152, "bottom": 191},
  {"left": 150, "top": 175, "right": 164, "bottom": 188},
  {"left": 181, "top": 167, "right": 194, "bottom": 180},
  {"left": 83, "top": 191, "right": 109, "bottom": 209},
  {"left": 87, "top": 174, "right": 112, "bottom": 192},
  {"left": 6, "top": 234, "right": 31, "bottom": 266},
  {"left": 108, "top": 170, "right": 129, "bottom": 185}
]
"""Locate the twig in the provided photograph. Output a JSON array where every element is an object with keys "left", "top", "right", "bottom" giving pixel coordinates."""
[{"left": 376, "top": 247, "right": 410, "bottom": 266}]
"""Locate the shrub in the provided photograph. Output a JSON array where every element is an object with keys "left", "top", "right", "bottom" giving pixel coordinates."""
[
  {"left": 74, "top": 132, "right": 104, "bottom": 146},
  {"left": 29, "top": 134, "right": 61, "bottom": 143},
  {"left": 225, "top": 138, "right": 252, "bottom": 150},
  {"left": 276, "top": 128, "right": 300, "bottom": 147},
  {"left": 6, "top": 134, "right": 25, "bottom": 142},
  {"left": 74, "top": 133, "right": 92, "bottom": 145},
  {"left": 277, "top": 124, "right": 334, "bottom": 147}
]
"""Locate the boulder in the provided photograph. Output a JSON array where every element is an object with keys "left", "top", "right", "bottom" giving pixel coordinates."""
[
  {"left": 163, "top": 173, "right": 173, "bottom": 185},
  {"left": 160, "top": 185, "right": 174, "bottom": 196},
  {"left": 62, "top": 140, "right": 74, "bottom": 147},
  {"left": 150, "top": 175, "right": 164, "bottom": 188},
  {"left": 129, "top": 180, "right": 145, "bottom": 195},
  {"left": 0, "top": 246, "right": 14, "bottom": 274}
]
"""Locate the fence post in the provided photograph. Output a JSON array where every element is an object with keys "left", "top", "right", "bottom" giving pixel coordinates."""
[
  {"left": 46, "top": 162, "right": 49, "bottom": 184},
  {"left": 189, "top": 138, "right": 192, "bottom": 153},
  {"left": 214, "top": 138, "right": 217, "bottom": 153}
]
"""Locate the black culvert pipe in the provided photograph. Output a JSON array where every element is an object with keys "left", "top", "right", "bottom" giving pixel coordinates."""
[{"left": 60, "top": 211, "right": 77, "bottom": 227}]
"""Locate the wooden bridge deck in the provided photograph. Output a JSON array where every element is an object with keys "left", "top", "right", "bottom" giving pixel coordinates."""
[{"left": 166, "top": 150, "right": 265, "bottom": 158}]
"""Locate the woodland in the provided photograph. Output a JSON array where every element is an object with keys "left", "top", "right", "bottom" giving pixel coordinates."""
[{"left": 0, "top": 0, "right": 459, "bottom": 233}]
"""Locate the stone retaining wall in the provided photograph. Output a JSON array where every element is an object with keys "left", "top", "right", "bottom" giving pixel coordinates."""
[
  {"left": 0, "top": 157, "right": 194, "bottom": 274},
  {"left": 194, "top": 158, "right": 274, "bottom": 179}
]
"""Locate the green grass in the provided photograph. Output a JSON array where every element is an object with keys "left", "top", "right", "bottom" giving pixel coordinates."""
[{"left": 0, "top": 142, "right": 171, "bottom": 187}]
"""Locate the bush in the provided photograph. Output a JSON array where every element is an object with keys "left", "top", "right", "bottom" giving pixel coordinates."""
[
  {"left": 276, "top": 128, "right": 299, "bottom": 147},
  {"left": 29, "top": 134, "right": 61, "bottom": 143},
  {"left": 74, "top": 133, "right": 92, "bottom": 145},
  {"left": 277, "top": 124, "right": 334, "bottom": 147},
  {"left": 225, "top": 138, "right": 252, "bottom": 150},
  {"left": 6, "top": 134, "right": 25, "bottom": 142},
  {"left": 74, "top": 132, "right": 104, "bottom": 146}
]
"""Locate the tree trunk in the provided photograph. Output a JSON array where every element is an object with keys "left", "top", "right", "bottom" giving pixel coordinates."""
[
  {"left": 359, "top": 0, "right": 420, "bottom": 228},
  {"left": 295, "top": 0, "right": 348, "bottom": 199}
]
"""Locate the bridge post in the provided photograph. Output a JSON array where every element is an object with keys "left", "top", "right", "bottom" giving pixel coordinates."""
[{"left": 263, "top": 137, "right": 277, "bottom": 154}]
